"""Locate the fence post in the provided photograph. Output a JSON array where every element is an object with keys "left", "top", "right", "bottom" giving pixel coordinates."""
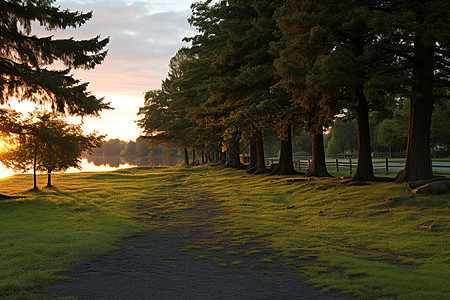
[
  {"left": 336, "top": 159, "right": 339, "bottom": 173},
  {"left": 308, "top": 159, "right": 311, "bottom": 171},
  {"left": 386, "top": 157, "right": 389, "bottom": 175},
  {"left": 349, "top": 159, "right": 352, "bottom": 175}
]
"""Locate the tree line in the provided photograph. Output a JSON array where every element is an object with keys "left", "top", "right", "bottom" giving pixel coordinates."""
[
  {"left": 137, "top": 0, "right": 449, "bottom": 182},
  {"left": 92, "top": 139, "right": 179, "bottom": 158}
]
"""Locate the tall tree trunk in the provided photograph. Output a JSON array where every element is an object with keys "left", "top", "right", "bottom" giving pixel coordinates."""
[
  {"left": 395, "top": 36, "right": 434, "bottom": 183},
  {"left": 33, "top": 145, "right": 38, "bottom": 190},
  {"left": 352, "top": 90, "right": 376, "bottom": 181},
  {"left": 225, "top": 132, "right": 243, "bottom": 169},
  {"left": 270, "top": 126, "right": 298, "bottom": 175},
  {"left": 246, "top": 135, "right": 257, "bottom": 173},
  {"left": 191, "top": 149, "right": 197, "bottom": 166},
  {"left": 201, "top": 150, "right": 205, "bottom": 164},
  {"left": 183, "top": 148, "right": 189, "bottom": 166},
  {"left": 306, "top": 129, "right": 330, "bottom": 177},
  {"left": 47, "top": 170, "right": 52, "bottom": 187},
  {"left": 253, "top": 130, "right": 268, "bottom": 174}
]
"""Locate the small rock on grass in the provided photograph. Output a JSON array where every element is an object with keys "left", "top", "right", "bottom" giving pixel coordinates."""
[
  {"left": 428, "top": 181, "right": 449, "bottom": 194},
  {"left": 410, "top": 180, "right": 449, "bottom": 194}
]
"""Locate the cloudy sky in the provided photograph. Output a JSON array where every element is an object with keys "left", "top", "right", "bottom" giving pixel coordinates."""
[{"left": 25, "top": 0, "right": 203, "bottom": 141}]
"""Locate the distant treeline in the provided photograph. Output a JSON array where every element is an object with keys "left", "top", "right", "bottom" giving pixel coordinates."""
[{"left": 91, "top": 139, "right": 180, "bottom": 157}]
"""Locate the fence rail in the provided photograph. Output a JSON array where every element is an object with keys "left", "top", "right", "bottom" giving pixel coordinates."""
[
  {"left": 292, "top": 151, "right": 407, "bottom": 161},
  {"left": 264, "top": 158, "right": 450, "bottom": 176}
]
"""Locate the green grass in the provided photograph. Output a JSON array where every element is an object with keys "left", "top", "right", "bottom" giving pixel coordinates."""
[
  {"left": 0, "top": 173, "right": 141, "bottom": 298},
  {"left": 207, "top": 246, "right": 224, "bottom": 251},
  {"left": 1, "top": 166, "right": 449, "bottom": 299},
  {"left": 230, "top": 260, "right": 244, "bottom": 267}
]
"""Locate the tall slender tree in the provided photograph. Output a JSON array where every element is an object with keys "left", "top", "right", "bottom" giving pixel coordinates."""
[{"left": 273, "top": 0, "right": 338, "bottom": 177}]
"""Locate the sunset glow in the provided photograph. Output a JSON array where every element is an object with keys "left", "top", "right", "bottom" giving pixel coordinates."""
[{"left": 33, "top": 0, "right": 202, "bottom": 141}]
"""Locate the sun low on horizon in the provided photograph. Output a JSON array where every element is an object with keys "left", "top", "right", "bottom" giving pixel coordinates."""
[
  {"left": 1, "top": 0, "right": 224, "bottom": 142},
  {"left": 0, "top": 138, "right": 16, "bottom": 179}
]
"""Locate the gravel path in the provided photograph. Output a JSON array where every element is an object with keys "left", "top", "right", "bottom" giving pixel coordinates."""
[{"left": 39, "top": 198, "right": 354, "bottom": 299}]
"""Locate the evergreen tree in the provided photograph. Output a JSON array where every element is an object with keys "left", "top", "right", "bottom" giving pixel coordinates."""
[
  {"left": 273, "top": 0, "right": 338, "bottom": 177},
  {"left": 0, "top": 0, "right": 110, "bottom": 116},
  {"left": 177, "top": 1, "right": 238, "bottom": 167},
  {"left": 137, "top": 51, "right": 211, "bottom": 166},
  {"left": 277, "top": 0, "right": 403, "bottom": 181},
  {"left": 187, "top": 0, "right": 299, "bottom": 174},
  {"left": 369, "top": 0, "right": 450, "bottom": 182}
]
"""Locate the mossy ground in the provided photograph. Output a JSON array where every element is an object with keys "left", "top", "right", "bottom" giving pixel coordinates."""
[{"left": 0, "top": 166, "right": 448, "bottom": 299}]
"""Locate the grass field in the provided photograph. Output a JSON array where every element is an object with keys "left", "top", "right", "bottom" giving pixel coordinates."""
[{"left": 0, "top": 166, "right": 449, "bottom": 299}]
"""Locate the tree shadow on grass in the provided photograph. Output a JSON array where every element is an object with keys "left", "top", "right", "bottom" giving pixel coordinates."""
[{"left": 0, "top": 193, "right": 22, "bottom": 200}]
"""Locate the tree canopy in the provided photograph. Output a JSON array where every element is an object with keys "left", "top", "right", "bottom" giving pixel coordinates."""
[{"left": 0, "top": 111, "right": 104, "bottom": 188}]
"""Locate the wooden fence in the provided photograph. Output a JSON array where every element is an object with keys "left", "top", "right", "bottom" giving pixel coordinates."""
[{"left": 264, "top": 158, "right": 450, "bottom": 176}]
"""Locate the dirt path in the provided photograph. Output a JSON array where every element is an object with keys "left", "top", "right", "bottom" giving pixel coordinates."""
[{"left": 40, "top": 196, "right": 354, "bottom": 299}]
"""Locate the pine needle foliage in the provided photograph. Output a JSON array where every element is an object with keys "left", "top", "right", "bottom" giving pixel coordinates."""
[{"left": 0, "top": 0, "right": 110, "bottom": 116}]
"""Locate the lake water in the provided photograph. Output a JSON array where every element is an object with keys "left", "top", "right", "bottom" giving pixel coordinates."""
[{"left": 0, "top": 155, "right": 183, "bottom": 179}]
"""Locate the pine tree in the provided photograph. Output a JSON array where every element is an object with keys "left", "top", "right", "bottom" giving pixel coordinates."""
[
  {"left": 0, "top": 0, "right": 110, "bottom": 116},
  {"left": 181, "top": 1, "right": 241, "bottom": 167},
  {"left": 186, "top": 0, "right": 300, "bottom": 173},
  {"left": 369, "top": 0, "right": 450, "bottom": 182},
  {"left": 273, "top": 0, "right": 338, "bottom": 177},
  {"left": 137, "top": 50, "right": 220, "bottom": 165},
  {"left": 278, "top": 0, "right": 402, "bottom": 181}
]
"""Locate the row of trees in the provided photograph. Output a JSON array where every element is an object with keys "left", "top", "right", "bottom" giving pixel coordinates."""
[
  {"left": 93, "top": 139, "right": 151, "bottom": 157},
  {"left": 91, "top": 139, "right": 178, "bottom": 157},
  {"left": 0, "top": 0, "right": 110, "bottom": 190},
  {"left": 137, "top": 0, "right": 449, "bottom": 182}
]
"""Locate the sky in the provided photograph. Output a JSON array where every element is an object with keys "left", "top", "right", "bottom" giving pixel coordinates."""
[{"left": 8, "top": 0, "right": 203, "bottom": 141}]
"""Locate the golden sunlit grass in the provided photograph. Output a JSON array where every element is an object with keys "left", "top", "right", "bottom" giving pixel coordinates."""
[{"left": 0, "top": 166, "right": 449, "bottom": 299}]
